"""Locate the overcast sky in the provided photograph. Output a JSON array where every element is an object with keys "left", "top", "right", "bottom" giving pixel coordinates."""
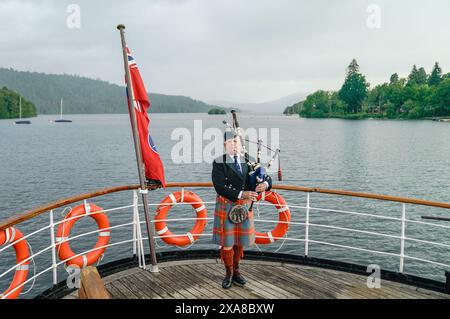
[{"left": 1, "top": 0, "right": 449, "bottom": 103}]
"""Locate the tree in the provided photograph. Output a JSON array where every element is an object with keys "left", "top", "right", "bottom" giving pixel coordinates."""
[
  {"left": 330, "top": 92, "right": 345, "bottom": 114},
  {"left": 387, "top": 78, "right": 407, "bottom": 111},
  {"left": 292, "top": 61, "right": 447, "bottom": 119},
  {"left": 416, "top": 67, "right": 428, "bottom": 85},
  {"left": 0, "top": 87, "right": 37, "bottom": 119},
  {"left": 403, "top": 99, "right": 423, "bottom": 119},
  {"left": 301, "top": 90, "right": 330, "bottom": 117},
  {"left": 428, "top": 62, "right": 443, "bottom": 86},
  {"left": 367, "top": 83, "right": 390, "bottom": 113},
  {"left": 208, "top": 108, "right": 226, "bottom": 115},
  {"left": 407, "top": 65, "right": 427, "bottom": 86},
  {"left": 431, "top": 78, "right": 450, "bottom": 114},
  {"left": 407, "top": 65, "right": 419, "bottom": 86},
  {"left": 390, "top": 73, "right": 399, "bottom": 85},
  {"left": 338, "top": 59, "right": 369, "bottom": 113},
  {"left": 283, "top": 101, "right": 303, "bottom": 115}
]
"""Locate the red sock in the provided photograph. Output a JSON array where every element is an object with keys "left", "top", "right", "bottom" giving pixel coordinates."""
[
  {"left": 233, "top": 245, "right": 244, "bottom": 273},
  {"left": 221, "top": 248, "right": 234, "bottom": 278}
]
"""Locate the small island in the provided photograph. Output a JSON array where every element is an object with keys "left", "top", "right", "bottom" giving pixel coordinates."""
[
  {"left": 208, "top": 107, "right": 227, "bottom": 115},
  {"left": 0, "top": 87, "right": 37, "bottom": 119},
  {"left": 284, "top": 60, "right": 449, "bottom": 120}
]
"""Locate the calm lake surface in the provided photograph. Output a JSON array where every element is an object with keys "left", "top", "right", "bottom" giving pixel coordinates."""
[{"left": 1, "top": 113, "right": 450, "bottom": 297}]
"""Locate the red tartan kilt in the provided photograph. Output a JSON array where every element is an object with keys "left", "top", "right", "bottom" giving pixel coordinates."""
[{"left": 212, "top": 196, "right": 255, "bottom": 247}]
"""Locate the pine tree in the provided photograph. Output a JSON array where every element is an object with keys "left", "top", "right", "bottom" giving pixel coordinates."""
[
  {"left": 338, "top": 59, "right": 369, "bottom": 113},
  {"left": 407, "top": 65, "right": 419, "bottom": 85},
  {"left": 428, "top": 62, "right": 443, "bottom": 86},
  {"left": 408, "top": 65, "right": 427, "bottom": 85},
  {"left": 390, "top": 73, "right": 399, "bottom": 85},
  {"left": 416, "top": 67, "right": 428, "bottom": 85}
]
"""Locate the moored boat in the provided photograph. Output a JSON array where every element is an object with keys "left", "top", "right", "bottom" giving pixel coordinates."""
[
  {"left": 13, "top": 97, "right": 31, "bottom": 125},
  {"left": 50, "top": 98, "right": 72, "bottom": 123}
]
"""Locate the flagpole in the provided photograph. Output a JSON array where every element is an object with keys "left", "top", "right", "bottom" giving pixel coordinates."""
[{"left": 117, "top": 24, "right": 158, "bottom": 272}]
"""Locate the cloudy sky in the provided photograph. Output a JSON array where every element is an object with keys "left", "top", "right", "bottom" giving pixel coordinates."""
[{"left": 1, "top": 0, "right": 449, "bottom": 103}]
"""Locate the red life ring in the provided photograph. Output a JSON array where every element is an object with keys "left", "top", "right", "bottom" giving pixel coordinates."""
[
  {"left": 255, "top": 191, "right": 291, "bottom": 244},
  {"left": 155, "top": 191, "right": 207, "bottom": 247},
  {"left": 56, "top": 203, "right": 110, "bottom": 268},
  {"left": 0, "top": 227, "right": 30, "bottom": 299}
]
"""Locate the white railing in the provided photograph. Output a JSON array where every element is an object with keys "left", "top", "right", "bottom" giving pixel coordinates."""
[{"left": 1, "top": 186, "right": 450, "bottom": 299}]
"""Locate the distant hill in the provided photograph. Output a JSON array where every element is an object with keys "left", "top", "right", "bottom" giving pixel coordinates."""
[
  {"left": 0, "top": 87, "right": 37, "bottom": 119},
  {"left": 0, "top": 68, "right": 219, "bottom": 114},
  {"left": 210, "top": 91, "right": 307, "bottom": 114}
]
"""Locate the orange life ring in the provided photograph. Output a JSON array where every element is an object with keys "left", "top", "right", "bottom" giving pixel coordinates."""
[
  {"left": 0, "top": 227, "right": 30, "bottom": 299},
  {"left": 155, "top": 191, "right": 207, "bottom": 246},
  {"left": 255, "top": 191, "right": 291, "bottom": 244},
  {"left": 56, "top": 203, "right": 110, "bottom": 268}
]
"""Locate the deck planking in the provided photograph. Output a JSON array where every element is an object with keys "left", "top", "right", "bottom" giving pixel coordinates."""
[{"left": 64, "top": 259, "right": 449, "bottom": 299}]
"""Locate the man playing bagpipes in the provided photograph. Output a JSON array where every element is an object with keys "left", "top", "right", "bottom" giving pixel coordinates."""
[{"left": 212, "top": 130, "right": 273, "bottom": 289}]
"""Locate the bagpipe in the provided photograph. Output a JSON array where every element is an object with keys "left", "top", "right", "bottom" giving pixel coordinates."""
[{"left": 224, "top": 110, "right": 282, "bottom": 210}]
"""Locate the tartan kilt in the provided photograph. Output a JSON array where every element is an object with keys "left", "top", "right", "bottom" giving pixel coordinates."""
[{"left": 212, "top": 195, "right": 255, "bottom": 247}]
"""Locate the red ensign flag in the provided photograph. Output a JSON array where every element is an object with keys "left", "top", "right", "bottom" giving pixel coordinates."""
[{"left": 125, "top": 47, "right": 166, "bottom": 187}]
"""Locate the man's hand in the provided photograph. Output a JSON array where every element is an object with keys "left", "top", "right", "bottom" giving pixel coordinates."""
[
  {"left": 255, "top": 183, "right": 268, "bottom": 193},
  {"left": 242, "top": 191, "right": 258, "bottom": 201}
]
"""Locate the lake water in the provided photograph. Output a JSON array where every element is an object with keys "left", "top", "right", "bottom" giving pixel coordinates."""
[{"left": 1, "top": 113, "right": 450, "bottom": 297}]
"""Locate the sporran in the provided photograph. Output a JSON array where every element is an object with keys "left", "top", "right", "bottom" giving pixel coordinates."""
[{"left": 228, "top": 204, "right": 249, "bottom": 224}]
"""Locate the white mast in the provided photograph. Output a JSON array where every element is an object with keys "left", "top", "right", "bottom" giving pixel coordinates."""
[
  {"left": 60, "top": 98, "right": 63, "bottom": 120},
  {"left": 19, "top": 96, "right": 22, "bottom": 120}
]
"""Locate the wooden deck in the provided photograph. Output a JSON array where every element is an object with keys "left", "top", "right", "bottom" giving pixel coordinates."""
[{"left": 64, "top": 259, "right": 449, "bottom": 299}]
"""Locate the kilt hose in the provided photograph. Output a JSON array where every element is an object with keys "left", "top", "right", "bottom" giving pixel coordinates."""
[{"left": 212, "top": 195, "right": 255, "bottom": 248}]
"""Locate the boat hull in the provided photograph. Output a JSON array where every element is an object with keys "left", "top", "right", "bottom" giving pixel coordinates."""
[{"left": 54, "top": 119, "right": 72, "bottom": 123}]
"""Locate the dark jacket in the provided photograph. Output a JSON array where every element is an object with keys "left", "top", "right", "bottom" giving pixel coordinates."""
[{"left": 212, "top": 154, "right": 272, "bottom": 202}]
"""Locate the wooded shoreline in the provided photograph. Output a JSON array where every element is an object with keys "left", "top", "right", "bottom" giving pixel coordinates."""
[{"left": 284, "top": 60, "right": 449, "bottom": 120}]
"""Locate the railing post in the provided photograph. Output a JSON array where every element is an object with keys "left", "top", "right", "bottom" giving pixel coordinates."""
[
  {"left": 133, "top": 190, "right": 146, "bottom": 270},
  {"left": 132, "top": 191, "right": 137, "bottom": 257},
  {"left": 399, "top": 203, "right": 406, "bottom": 273},
  {"left": 445, "top": 271, "right": 450, "bottom": 294},
  {"left": 305, "top": 192, "right": 310, "bottom": 257},
  {"left": 49, "top": 210, "right": 58, "bottom": 285}
]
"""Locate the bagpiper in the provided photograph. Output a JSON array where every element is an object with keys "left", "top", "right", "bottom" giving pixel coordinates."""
[{"left": 212, "top": 130, "right": 272, "bottom": 289}]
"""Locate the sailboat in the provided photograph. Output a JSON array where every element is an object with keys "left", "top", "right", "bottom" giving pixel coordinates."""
[
  {"left": 53, "top": 98, "right": 72, "bottom": 123},
  {"left": 14, "top": 96, "right": 31, "bottom": 125}
]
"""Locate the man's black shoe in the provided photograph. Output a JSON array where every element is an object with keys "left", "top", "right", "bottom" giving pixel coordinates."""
[
  {"left": 222, "top": 276, "right": 233, "bottom": 289},
  {"left": 232, "top": 273, "right": 246, "bottom": 287}
]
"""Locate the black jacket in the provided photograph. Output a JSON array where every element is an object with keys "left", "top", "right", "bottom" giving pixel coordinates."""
[{"left": 212, "top": 154, "right": 273, "bottom": 202}]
